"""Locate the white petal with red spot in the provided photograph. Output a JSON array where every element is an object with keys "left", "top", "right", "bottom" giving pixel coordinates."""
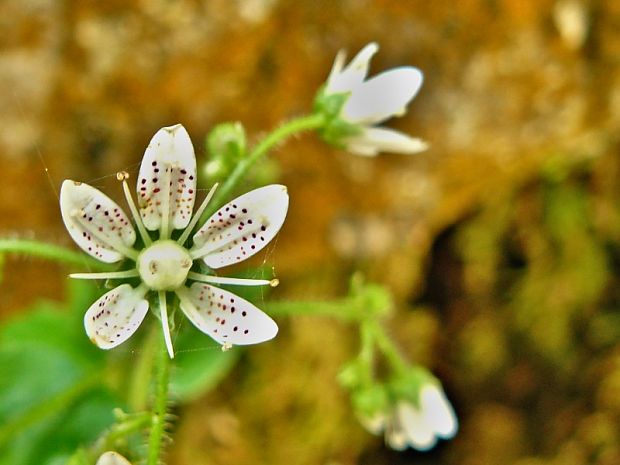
[
  {"left": 191, "top": 184, "right": 288, "bottom": 268},
  {"left": 60, "top": 180, "right": 136, "bottom": 263},
  {"left": 84, "top": 284, "right": 149, "bottom": 349},
  {"left": 178, "top": 283, "right": 278, "bottom": 346},
  {"left": 137, "top": 124, "right": 197, "bottom": 231}
]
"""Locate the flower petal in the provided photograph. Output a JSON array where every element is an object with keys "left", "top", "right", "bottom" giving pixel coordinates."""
[
  {"left": 177, "top": 283, "right": 278, "bottom": 346},
  {"left": 420, "top": 384, "right": 458, "bottom": 438},
  {"left": 137, "top": 124, "right": 197, "bottom": 232},
  {"left": 345, "top": 127, "right": 428, "bottom": 156},
  {"left": 398, "top": 402, "right": 437, "bottom": 451},
  {"left": 191, "top": 185, "right": 289, "bottom": 269},
  {"left": 359, "top": 413, "right": 387, "bottom": 435},
  {"left": 84, "top": 284, "right": 149, "bottom": 349},
  {"left": 96, "top": 452, "right": 132, "bottom": 465},
  {"left": 342, "top": 67, "right": 423, "bottom": 125},
  {"left": 386, "top": 418, "right": 409, "bottom": 451},
  {"left": 60, "top": 180, "right": 136, "bottom": 263},
  {"left": 326, "top": 42, "right": 379, "bottom": 94}
]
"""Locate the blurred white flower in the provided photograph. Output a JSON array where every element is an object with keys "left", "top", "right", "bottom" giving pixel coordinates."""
[
  {"left": 553, "top": 0, "right": 588, "bottom": 50},
  {"left": 324, "top": 42, "right": 428, "bottom": 156},
  {"left": 96, "top": 451, "right": 131, "bottom": 465},
  {"left": 364, "top": 383, "right": 458, "bottom": 451}
]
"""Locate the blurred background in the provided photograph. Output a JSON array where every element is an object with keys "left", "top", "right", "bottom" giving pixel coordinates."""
[{"left": 2, "top": 1, "right": 620, "bottom": 464}]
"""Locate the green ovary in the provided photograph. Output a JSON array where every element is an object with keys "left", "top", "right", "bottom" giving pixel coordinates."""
[{"left": 137, "top": 240, "right": 192, "bottom": 291}]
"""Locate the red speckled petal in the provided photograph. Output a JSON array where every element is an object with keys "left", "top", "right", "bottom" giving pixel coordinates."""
[
  {"left": 191, "top": 185, "right": 288, "bottom": 268},
  {"left": 178, "top": 283, "right": 278, "bottom": 346},
  {"left": 137, "top": 124, "right": 197, "bottom": 231},
  {"left": 60, "top": 180, "right": 136, "bottom": 263},
  {"left": 84, "top": 284, "right": 149, "bottom": 349}
]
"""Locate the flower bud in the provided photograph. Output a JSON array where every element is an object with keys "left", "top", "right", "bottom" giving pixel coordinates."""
[{"left": 204, "top": 122, "right": 247, "bottom": 183}]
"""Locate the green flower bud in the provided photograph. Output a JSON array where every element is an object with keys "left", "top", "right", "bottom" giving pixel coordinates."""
[
  {"left": 349, "top": 274, "right": 393, "bottom": 318},
  {"left": 204, "top": 122, "right": 247, "bottom": 183},
  {"left": 338, "top": 359, "right": 370, "bottom": 389}
]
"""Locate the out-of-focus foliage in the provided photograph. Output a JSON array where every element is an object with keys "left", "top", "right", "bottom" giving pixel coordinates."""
[
  {"left": 446, "top": 152, "right": 620, "bottom": 465},
  {"left": 0, "top": 281, "right": 117, "bottom": 465},
  {"left": 170, "top": 325, "right": 240, "bottom": 402},
  {"left": 0, "top": 280, "right": 239, "bottom": 465}
]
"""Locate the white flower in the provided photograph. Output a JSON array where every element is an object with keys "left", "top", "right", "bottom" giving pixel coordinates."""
[
  {"left": 325, "top": 42, "right": 428, "bottom": 156},
  {"left": 364, "top": 383, "right": 458, "bottom": 451},
  {"left": 60, "top": 124, "right": 288, "bottom": 358},
  {"left": 96, "top": 451, "right": 131, "bottom": 465}
]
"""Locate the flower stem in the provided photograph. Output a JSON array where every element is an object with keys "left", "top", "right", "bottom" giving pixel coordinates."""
[
  {"left": 0, "top": 239, "right": 110, "bottom": 269},
  {"left": 128, "top": 324, "right": 159, "bottom": 412},
  {"left": 265, "top": 279, "right": 391, "bottom": 322},
  {"left": 201, "top": 113, "right": 325, "bottom": 222},
  {"left": 78, "top": 412, "right": 152, "bottom": 464},
  {"left": 147, "top": 327, "right": 172, "bottom": 465},
  {"left": 358, "top": 319, "right": 376, "bottom": 385},
  {"left": 368, "top": 320, "right": 409, "bottom": 376},
  {"left": 265, "top": 298, "right": 366, "bottom": 321}
]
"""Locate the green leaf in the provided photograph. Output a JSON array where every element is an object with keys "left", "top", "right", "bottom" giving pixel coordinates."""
[
  {"left": 170, "top": 323, "right": 239, "bottom": 402},
  {"left": 0, "top": 281, "right": 121, "bottom": 465}
]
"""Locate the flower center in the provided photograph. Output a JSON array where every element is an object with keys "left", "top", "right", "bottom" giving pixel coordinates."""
[{"left": 137, "top": 240, "right": 192, "bottom": 291}]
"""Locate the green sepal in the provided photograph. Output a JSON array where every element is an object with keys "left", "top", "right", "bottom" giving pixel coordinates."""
[
  {"left": 351, "top": 383, "right": 389, "bottom": 420},
  {"left": 312, "top": 86, "right": 362, "bottom": 148},
  {"left": 387, "top": 366, "right": 435, "bottom": 407}
]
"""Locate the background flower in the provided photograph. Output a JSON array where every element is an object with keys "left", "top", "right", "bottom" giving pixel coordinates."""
[{"left": 317, "top": 42, "right": 428, "bottom": 156}]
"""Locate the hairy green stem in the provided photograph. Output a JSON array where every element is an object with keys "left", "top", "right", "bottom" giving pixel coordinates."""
[
  {"left": 201, "top": 113, "right": 325, "bottom": 222},
  {"left": 147, "top": 327, "right": 172, "bottom": 465},
  {"left": 266, "top": 296, "right": 406, "bottom": 376},
  {"left": 358, "top": 319, "right": 376, "bottom": 385},
  {"left": 369, "top": 320, "right": 409, "bottom": 375},
  {"left": 265, "top": 298, "right": 366, "bottom": 321},
  {"left": 0, "top": 239, "right": 110, "bottom": 270}
]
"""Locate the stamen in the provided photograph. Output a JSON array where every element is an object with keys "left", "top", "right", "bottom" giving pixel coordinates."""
[
  {"left": 177, "top": 182, "right": 219, "bottom": 246},
  {"left": 118, "top": 171, "right": 152, "bottom": 246},
  {"left": 160, "top": 163, "right": 173, "bottom": 240},
  {"left": 71, "top": 209, "right": 139, "bottom": 261},
  {"left": 187, "top": 271, "right": 272, "bottom": 286},
  {"left": 189, "top": 222, "right": 266, "bottom": 260},
  {"left": 158, "top": 290, "right": 175, "bottom": 359},
  {"left": 221, "top": 343, "right": 233, "bottom": 352},
  {"left": 70, "top": 269, "right": 140, "bottom": 280}
]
